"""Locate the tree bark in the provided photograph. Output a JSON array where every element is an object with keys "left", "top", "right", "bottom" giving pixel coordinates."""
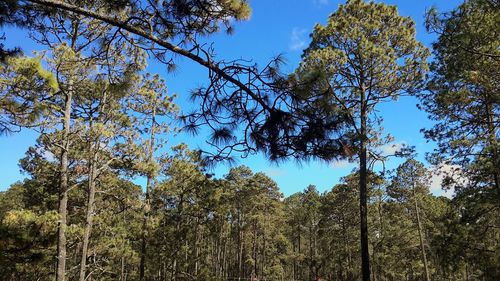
[
  {"left": 238, "top": 210, "right": 243, "bottom": 279},
  {"left": 120, "top": 256, "right": 126, "bottom": 281},
  {"left": 413, "top": 186, "right": 431, "bottom": 281},
  {"left": 309, "top": 223, "right": 313, "bottom": 281},
  {"left": 252, "top": 223, "right": 257, "bottom": 279},
  {"left": 79, "top": 150, "right": 98, "bottom": 281},
  {"left": 485, "top": 100, "right": 499, "bottom": 196},
  {"left": 359, "top": 91, "right": 371, "bottom": 281},
  {"left": 293, "top": 240, "right": 297, "bottom": 281},
  {"left": 79, "top": 83, "right": 110, "bottom": 281},
  {"left": 140, "top": 105, "right": 157, "bottom": 281},
  {"left": 56, "top": 85, "right": 72, "bottom": 281},
  {"left": 298, "top": 223, "right": 301, "bottom": 280}
]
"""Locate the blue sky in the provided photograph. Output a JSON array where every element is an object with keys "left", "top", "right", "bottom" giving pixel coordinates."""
[{"left": 0, "top": 0, "right": 461, "bottom": 196}]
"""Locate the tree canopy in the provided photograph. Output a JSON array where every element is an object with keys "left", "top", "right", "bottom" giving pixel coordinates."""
[{"left": 0, "top": 0, "right": 498, "bottom": 280}]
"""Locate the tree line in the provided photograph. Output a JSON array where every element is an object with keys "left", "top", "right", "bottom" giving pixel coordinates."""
[
  {"left": 0, "top": 0, "right": 498, "bottom": 280},
  {"left": 1, "top": 154, "right": 497, "bottom": 280}
]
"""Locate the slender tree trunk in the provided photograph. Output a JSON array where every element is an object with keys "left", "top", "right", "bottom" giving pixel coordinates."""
[
  {"left": 56, "top": 23, "right": 81, "bottom": 281},
  {"left": 293, "top": 240, "right": 297, "bottom": 281},
  {"left": 342, "top": 215, "right": 353, "bottom": 281},
  {"left": 298, "top": 224, "right": 301, "bottom": 280},
  {"left": 139, "top": 177, "right": 152, "bottom": 280},
  {"left": 79, "top": 86, "right": 109, "bottom": 281},
  {"left": 377, "top": 191, "right": 385, "bottom": 281},
  {"left": 56, "top": 86, "right": 73, "bottom": 281},
  {"left": 239, "top": 232, "right": 243, "bottom": 279},
  {"left": 172, "top": 258, "right": 177, "bottom": 281},
  {"left": 485, "top": 101, "right": 499, "bottom": 196},
  {"left": 238, "top": 210, "right": 243, "bottom": 279},
  {"left": 216, "top": 231, "right": 221, "bottom": 277},
  {"left": 465, "top": 262, "right": 469, "bottom": 281},
  {"left": 314, "top": 223, "right": 318, "bottom": 280},
  {"left": 359, "top": 92, "right": 371, "bottom": 281},
  {"left": 252, "top": 223, "right": 257, "bottom": 279},
  {"left": 79, "top": 150, "right": 98, "bottom": 281},
  {"left": 309, "top": 224, "right": 313, "bottom": 281},
  {"left": 121, "top": 256, "right": 125, "bottom": 281},
  {"left": 184, "top": 239, "right": 189, "bottom": 270},
  {"left": 262, "top": 220, "right": 267, "bottom": 279},
  {"left": 121, "top": 211, "right": 127, "bottom": 281},
  {"left": 222, "top": 233, "right": 227, "bottom": 278},
  {"left": 413, "top": 186, "right": 431, "bottom": 281},
  {"left": 195, "top": 228, "right": 199, "bottom": 278},
  {"left": 140, "top": 107, "right": 157, "bottom": 281}
]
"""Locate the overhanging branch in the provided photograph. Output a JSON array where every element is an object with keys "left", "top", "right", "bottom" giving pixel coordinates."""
[{"left": 26, "top": 0, "right": 273, "bottom": 112}]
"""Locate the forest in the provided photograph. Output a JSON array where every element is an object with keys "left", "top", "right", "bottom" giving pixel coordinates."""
[{"left": 0, "top": 0, "right": 498, "bottom": 280}]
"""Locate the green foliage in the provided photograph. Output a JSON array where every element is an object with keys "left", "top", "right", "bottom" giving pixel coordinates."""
[
  {"left": 421, "top": 1, "right": 500, "bottom": 279},
  {"left": 292, "top": 3, "right": 431, "bottom": 280},
  {"left": 295, "top": 0, "right": 430, "bottom": 143},
  {"left": 422, "top": 0, "right": 499, "bottom": 183},
  {"left": 0, "top": 1, "right": 497, "bottom": 281},
  {"left": 0, "top": 183, "right": 58, "bottom": 281},
  {"left": 281, "top": 0, "right": 430, "bottom": 165},
  {"left": 0, "top": 56, "right": 58, "bottom": 133},
  {"left": 0, "top": 146, "right": 493, "bottom": 281}
]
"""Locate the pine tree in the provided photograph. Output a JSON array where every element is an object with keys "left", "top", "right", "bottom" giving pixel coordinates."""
[
  {"left": 0, "top": 56, "right": 57, "bottom": 134},
  {"left": 292, "top": 1, "right": 429, "bottom": 279},
  {"left": 388, "top": 159, "right": 432, "bottom": 281},
  {"left": 74, "top": 43, "right": 144, "bottom": 281},
  {"left": 422, "top": 1, "right": 500, "bottom": 278},
  {"left": 126, "top": 73, "right": 177, "bottom": 280}
]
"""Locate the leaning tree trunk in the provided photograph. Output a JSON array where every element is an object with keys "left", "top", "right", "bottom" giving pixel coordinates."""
[
  {"left": 413, "top": 185, "right": 431, "bottom": 281},
  {"left": 79, "top": 149, "right": 98, "bottom": 281},
  {"left": 359, "top": 91, "right": 371, "bottom": 281}
]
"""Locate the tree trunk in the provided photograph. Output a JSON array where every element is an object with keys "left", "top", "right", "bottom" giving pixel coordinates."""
[
  {"left": 172, "top": 258, "right": 177, "bottom": 281},
  {"left": 262, "top": 220, "right": 267, "bottom": 279},
  {"left": 359, "top": 92, "right": 371, "bottom": 281},
  {"left": 298, "top": 224, "right": 301, "bottom": 280},
  {"left": 377, "top": 190, "right": 385, "bottom": 280},
  {"left": 79, "top": 86, "right": 109, "bottom": 281},
  {"left": 56, "top": 86, "right": 73, "bottom": 281},
  {"left": 293, "top": 240, "right": 297, "bottom": 281},
  {"left": 194, "top": 225, "right": 199, "bottom": 278},
  {"left": 342, "top": 215, "right": 353, "bottom": 281},
  {"left": 252, "top": 223, "right": 257, "bottom": 279},
  {"left": 121, "top": 256, "right": 126, "bottom": 281},
  {"left": 140, "top": 107, "right": 157, "bottom": 281},
  {"left": 413, "top": 186, "right": 431, "bottom": 281},
  {"left": 309, "top": 224, "right": 313, "bottom": 281},
  {"left": 485, "top": 101, "right": 500, "bottom": 196},
  {"left": 79, "top": 151, "right": 98, "bottom": 281},
  {"left": 238, "top": 210, "right": 243, "bottom": 279},
  {"left": 222, "top": 233, "right": 227, "bottom": 278}
]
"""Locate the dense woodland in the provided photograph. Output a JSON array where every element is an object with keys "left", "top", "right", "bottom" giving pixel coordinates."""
[{"left": 0, "top": 0, "right": 498, "bottom": 280}]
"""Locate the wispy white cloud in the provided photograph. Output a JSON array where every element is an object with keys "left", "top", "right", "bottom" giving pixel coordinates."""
[
  {"left": 37, "top": 147, "right": 56, "bottom": 162},
  {"left": 330, "top": 159, "right": 355, "bottom": 169},
  {"left": 313, "top": 0, "right": 329, "bottom": 7},
  {"left": 428, "top": 163, "right": 467, "bottom": 199},
  {"left": 289, "top": 27, "right": 308, "bottom": 51},
  {"left": 330, "top": 141, "right": 406, "bottom": 169},
  {"left": 378, "top": 141, "right": 407, "bottom": 156},
  {"left": 264, "top": 168, "right": 287, "bottom": 178}
]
